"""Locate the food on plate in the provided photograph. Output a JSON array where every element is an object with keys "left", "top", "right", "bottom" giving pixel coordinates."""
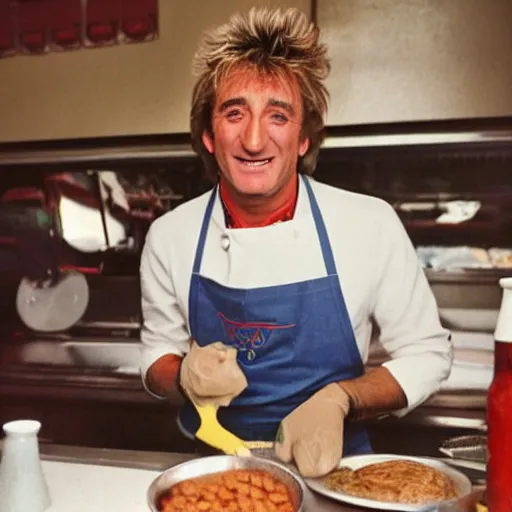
[
  {"left": 323, "top": 459, "right": 458, "bottom": 505},
  {"left": 159, "top": 468, "right": 295, "bottom": 512}
]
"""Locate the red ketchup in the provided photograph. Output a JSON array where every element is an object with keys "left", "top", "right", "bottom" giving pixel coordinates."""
[{"left": 487, "top": 277, "right": 512, "bottom": 512}]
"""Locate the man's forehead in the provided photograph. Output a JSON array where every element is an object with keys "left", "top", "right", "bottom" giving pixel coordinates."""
[{"left": 215, "top": 67, "right": 301, "bottom": 103}]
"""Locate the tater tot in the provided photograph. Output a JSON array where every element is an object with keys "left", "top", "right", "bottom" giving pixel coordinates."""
[
  {"left": 263, "top": 475, "right": 275, "bottom": 493},
  {"left": 204, "top": 483, "right": 219, "bottom": 494},
  {"left": 171, "top": 495, "right": 187, "bottom": 508},
  {"left": 250, "top": 486, "right": 265, "bottom": 500},
  {"left": 218, "top": 486, "right": 235, "bottom": 501},
  {"left": 225, "top": 474, "right": 238, "bottom": 490},
  {"left": 265, "top": 501, "right": 279, "bottom": 512},
  {"left": 253, "top": 500, "right": 269, "bottom": 512},
  {"left": 250, "top": 473, "right": 264, "bottom": 488},
  {"left": 236, "top": 482, "right": 251, "bottom": 496},
  {"left": 211, "top": 500, "right": 224, "bottom": 512},
  {"left": 269, "top": 492, "right": 288, "bottom": 504},
  {"left": 201, "top": 491, "right": 216, "bottom": 503},
  {"left": 236, "top": 470, "right": 251, "bottom": 482},
  {"left": 179, "top": 480, "right": 198, "bottom": 496},
  {"left": 275, "top": 483, "right": 288, "bottom": 495},
  {"left": 238, "top": 495, "right": 253, "bottom": 509}
]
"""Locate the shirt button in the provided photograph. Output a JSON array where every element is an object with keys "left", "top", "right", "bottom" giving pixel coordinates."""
[{"left": 221, "top": 233, "right": 230, "bottom": 251}]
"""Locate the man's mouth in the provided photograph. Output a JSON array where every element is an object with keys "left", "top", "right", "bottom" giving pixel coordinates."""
[{"left": 235, "top": 157, "right": 274, "bottom": 168}]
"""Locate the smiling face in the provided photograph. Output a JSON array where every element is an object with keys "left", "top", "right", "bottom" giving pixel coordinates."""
[{"left": 202, "top": 67, "right": 310, "bottom": 198}]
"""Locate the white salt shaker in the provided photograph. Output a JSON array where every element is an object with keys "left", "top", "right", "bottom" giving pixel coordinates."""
[{"left": 0, "top": 420, "right": 51, "bottom": 512}]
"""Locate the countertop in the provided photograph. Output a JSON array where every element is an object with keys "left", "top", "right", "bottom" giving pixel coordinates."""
[
  {"left": 31, "top": 443, "right": 484, "bottom": 512},
  {"left": 37, "top": 445, "right": 350, "bottom": 511}
]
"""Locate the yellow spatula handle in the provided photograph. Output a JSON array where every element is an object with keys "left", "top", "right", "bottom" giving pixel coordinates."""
[{"left": 194, "top": 402, "right": 251, "bottom": 457}]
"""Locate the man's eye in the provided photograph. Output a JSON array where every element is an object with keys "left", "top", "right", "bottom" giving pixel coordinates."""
[
  {"left": 226, "top": 109, "right": 242, "bottom": 120},
  {"left": 271, "top": 112, "right": 288, "bottom": 123}
]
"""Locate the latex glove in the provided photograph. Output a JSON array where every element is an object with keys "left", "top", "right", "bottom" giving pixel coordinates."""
[
  {"left": 274, "top": 383, "right": 350, "bottom": 478},
  {"left": 179, "top": 341, "right": 248, "bottom": 407}
]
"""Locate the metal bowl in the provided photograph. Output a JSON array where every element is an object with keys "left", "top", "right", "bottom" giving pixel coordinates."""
[{"left": 147, "top": 455, "right": 306, "bottom": 512}]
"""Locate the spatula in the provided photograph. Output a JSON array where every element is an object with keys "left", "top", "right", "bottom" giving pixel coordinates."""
[{"left": 191, "top": 399, "right": 251, "bottom": 456}]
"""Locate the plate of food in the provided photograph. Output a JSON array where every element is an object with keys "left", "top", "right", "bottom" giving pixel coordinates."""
[{"left": 304, "top": 454, "right": 472, "bottom": 511}]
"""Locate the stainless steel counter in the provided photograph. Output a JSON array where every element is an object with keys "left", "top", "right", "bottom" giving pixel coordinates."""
[
  {"left": 38, "top": 444, "right": 358, "bottom": 511},
  {"left": 31, "top": 443, "right": 484, "bottom": 512}
]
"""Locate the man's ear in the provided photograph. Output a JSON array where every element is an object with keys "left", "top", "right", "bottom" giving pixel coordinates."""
[
  {"left": 202, "top": 130, "right": 214, "bottom": 154},
  {"left": 299, "top": 137, "right": 310, "bottom": 157}
]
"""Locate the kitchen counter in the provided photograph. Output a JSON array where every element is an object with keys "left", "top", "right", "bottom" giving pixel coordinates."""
[
  {"left": 37, "top": 445, "right": 353, "bottom": 511},
  {"left": 31, "top": 444, "right": 483, "bottom": 512}
]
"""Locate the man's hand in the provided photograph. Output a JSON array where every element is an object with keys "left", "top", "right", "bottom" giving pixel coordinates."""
[
  {"left": 274, "top": 384, "right": 350, "bottom": 478},
  {"left": 180, "top": 341, "right": 248, "bottom": 407}
]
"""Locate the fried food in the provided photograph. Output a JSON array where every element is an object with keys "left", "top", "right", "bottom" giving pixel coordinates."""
[
  {"left": 324, "top": 459, "right": 458, "bottom": 505},
  {"left": 159, "top": 469, "right": 295, "bottom": 512}
]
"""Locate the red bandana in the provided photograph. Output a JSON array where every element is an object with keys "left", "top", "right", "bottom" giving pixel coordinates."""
[{"left": 219, "top": 176, "right": 298, "bottom": 229}]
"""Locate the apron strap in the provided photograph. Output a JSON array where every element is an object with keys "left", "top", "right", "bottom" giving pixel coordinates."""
[
  {"left": 189, "top": 187, "right": 217, "bottom": 335},
  {"left": 301, "top": 176, "right": 338, "bottom": 276},
  {"left": 192, "top": 186, "right": 217, "bottom": 275}
]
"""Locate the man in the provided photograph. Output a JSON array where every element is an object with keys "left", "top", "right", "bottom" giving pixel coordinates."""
[{"left": 139, "top": 7, "right": 453, "bottom": 478}]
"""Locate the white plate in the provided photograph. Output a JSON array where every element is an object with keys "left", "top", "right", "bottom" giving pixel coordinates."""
[{"left": 304, "top": 454, "right": 472, "bottom": 511}]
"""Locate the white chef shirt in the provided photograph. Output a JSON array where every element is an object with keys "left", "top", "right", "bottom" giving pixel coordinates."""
[{"left": 139, "top": 176, "right": 453, "bottom": 415}]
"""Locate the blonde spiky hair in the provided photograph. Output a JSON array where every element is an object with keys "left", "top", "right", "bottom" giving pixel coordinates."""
[{"left": 190, "top": 6, "right": 331, "bottom": 181}]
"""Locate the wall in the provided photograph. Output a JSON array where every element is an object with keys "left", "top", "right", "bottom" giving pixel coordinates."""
[
  {"left": 0, "top": 0, "right": 310, "bottom": 142},
  {"left": 318, "top": 0, "right": 512, "bottom": 126}
]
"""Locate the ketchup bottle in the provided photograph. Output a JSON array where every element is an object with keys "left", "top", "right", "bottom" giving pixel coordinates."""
[{"left": 487, "top": 277, "right": 512, "bottom": 511}]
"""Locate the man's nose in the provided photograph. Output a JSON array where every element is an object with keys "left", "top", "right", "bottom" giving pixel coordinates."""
[{"left": 241, "top": 117, "right": 268, "bottom": 154}]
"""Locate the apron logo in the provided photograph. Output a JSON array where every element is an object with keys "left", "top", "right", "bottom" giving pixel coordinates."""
[{"left": 217, "top": 312, "right": 295, "bottom": 364}]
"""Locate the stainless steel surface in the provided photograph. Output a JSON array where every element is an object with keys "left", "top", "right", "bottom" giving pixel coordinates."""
[
  {"left": 437, "top": 457, "right": 486, "bottom": 474},
  {"left": 323, "top": 129, "right": 512, "bottom": 149},
  {"left": 146, "top": 455, "right": 306, "bottom": 512},
  {"left": 423, "top": 391, "right": 487, "bottom": 411},
  {"left": 410, "top": 412, "right": 487, "bottom": 431},
  {"left": 0, "top": 143, "right": 195, "bottom": 166},
  {"left": 0, "top": 340, "right": 140, "bottom": 370},
  {"left": 440, "top": 435, "right": 488, "bottom": 463},
  {"left": 75, "top": 320, "right": 141, "bottom": 330}
]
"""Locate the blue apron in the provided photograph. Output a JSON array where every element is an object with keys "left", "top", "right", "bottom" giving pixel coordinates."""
[{"left": 178, "top": 175, "right": 372, "bottom": 456}]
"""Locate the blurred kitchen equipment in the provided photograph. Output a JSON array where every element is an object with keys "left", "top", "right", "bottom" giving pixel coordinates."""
[
  {"left": 0, "top": 420, "right": 51, "bottom": 512},
  {"left": 16, "top": 269, "right": 89, "bottom": 332},
  {"left": 147, "top": 455, "right": 305, "bottom": 512},
  {"left": 486, "top": 277, "right": 512, "bottom": 511},
  {"left": 439, "top": 435, "right": 488, "bottom": 463}
]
